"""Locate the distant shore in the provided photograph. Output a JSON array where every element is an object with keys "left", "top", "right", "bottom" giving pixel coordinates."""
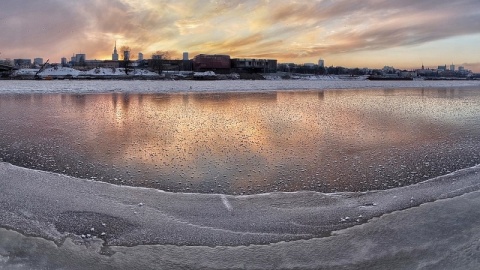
[
  {"left": 2, "top": 66, "right": 479, "bottom": 81},
  {"left": 3, "top": 74, "right": 478, "bottom": 81}
]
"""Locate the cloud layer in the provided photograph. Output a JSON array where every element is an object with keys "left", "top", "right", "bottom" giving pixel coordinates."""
[{"left": 1, "top": 0, "right": 479, "bottom": 70}]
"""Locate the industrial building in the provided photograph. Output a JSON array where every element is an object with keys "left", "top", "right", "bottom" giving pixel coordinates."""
[
  {"left": 193, "top": 54, "right": 231, "bottom": 73},
  {"left": 231, "top": 58, "right": 277, "bottom": 73}
]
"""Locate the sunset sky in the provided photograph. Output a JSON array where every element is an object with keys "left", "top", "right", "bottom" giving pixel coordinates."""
[{"left": 1, "top": 0, "right": 479, "bottom": 71}]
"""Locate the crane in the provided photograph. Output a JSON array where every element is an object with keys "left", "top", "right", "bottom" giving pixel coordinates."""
[{"left": 34, "top": 59, "right": 49, "bottom": 79}]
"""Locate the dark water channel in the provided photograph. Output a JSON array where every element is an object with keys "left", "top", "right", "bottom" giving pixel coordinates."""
[{"left": 1, "top": 87, "right": 480, "bottom": 195}]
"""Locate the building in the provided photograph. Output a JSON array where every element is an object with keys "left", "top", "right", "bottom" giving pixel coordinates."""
[
  {"left": 183, "top": 52, "right": 189, "bottom": 61},
  {"left": 231, "top": 58, "right": 277, "bottom": 73},
  {"left": 13, "top": 59, "right": 32, "bottom": 68},
  {"left": 123, "top": 51, "right": 130, "bottom": 61},
  {"left": 138, "top": 52, "right": 143, "bottom": 61},
  {"left": 76, "top": 54, "right": 86, "bottom": 63},
  {"left": 74, "top": 54, "right": 86, "bottom": 65},
  {"left": 112, "top": 42, "right": 119, "bottom": 61},
  {"left": 318, "top": 59, "right": 325, "bottom": 68},
  {"left": 383, "top": 66, "right": 395, "bottom": 74},
  {"left": 450, "top": 64, "right": 455, "bottom": 71},
  {"left": 193, "top": 54, "right": 231, "bottom": 73},
  {"left": 61, "top": 57, "right": 67, "bottom": 66},
  {"left": 304, "top": 63, "right": 315, "bottom": 68},
  {"left": 438, "top": 65, "right": 447, "bottom": 71},
  {"left": 33, "top": 58, "right": 43, "bottom": 66}
]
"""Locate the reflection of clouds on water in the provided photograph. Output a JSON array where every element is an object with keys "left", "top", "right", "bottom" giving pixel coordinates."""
[{"left": 0, "top": 86, "right": 479, "bottom": 194}]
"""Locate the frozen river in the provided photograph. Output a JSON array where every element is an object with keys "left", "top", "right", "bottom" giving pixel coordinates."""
[
  {"left": 1, "top": 85, "right": 480, "bottom": 194},
  {"left": 1, "top": 80, "right": 480, "bottom": 269}
]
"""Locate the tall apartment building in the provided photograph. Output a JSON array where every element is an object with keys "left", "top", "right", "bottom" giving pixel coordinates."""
[{"left": 33, "top": 58, "right": 43, "bottom": 66}]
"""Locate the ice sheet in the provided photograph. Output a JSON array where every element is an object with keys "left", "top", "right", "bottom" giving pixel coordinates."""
[{"left": 1, "top": 162, "right": 480, "bottom": 269}]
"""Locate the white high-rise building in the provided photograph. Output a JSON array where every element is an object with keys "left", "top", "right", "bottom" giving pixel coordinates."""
[
  {"left": 450, "top": 64, "right": 455, "bottom": 71},
  {"left": 138, "top": 52, "right": 144, "bottom": 61},
  {"left": 318, "top": 59, "right": 325, "bottom": 68},
  {"left": 112, "top": 41, "right": 119, "bottom": 61},
  {"left": 183, "top": 52, "right": 189, "bottom": 61}
]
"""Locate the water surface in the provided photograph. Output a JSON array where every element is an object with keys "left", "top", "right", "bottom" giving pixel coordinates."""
[{"left": 1, "top": 87, "right": 479, "bottom": 194}]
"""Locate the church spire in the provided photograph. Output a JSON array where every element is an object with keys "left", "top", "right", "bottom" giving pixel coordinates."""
[{"left": 112, "top": 41, "right": 119, "bottom": 61}]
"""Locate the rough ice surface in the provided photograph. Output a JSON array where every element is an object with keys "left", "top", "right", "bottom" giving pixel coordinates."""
[
  {"left": 1, "top": 162, "right": 480, "bottom": 269},
  {"left": 1, "top": 80, "right": 480, "bottom": 269}
]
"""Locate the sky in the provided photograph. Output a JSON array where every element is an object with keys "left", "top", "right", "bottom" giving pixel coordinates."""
[{"left": 1, "top": 0, "right": 480, "bottom": 71}]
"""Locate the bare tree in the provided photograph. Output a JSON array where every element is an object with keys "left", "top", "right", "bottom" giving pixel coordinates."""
[
  {"left": 153, "top": 50, "right": 171, "bottom": 60},
  {"left": 120, "top": 46, "right": 131, "bottom": 61},
  {"left": 150, "top": 50, "right": 171, "bottom": 74},
  {"left": 120, "top": 46, "right": 132, "bottom": 75}
]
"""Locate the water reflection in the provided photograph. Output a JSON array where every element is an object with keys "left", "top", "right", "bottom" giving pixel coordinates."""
[{"left": 0, "top": 88, "right": 479, "bottom": 194}]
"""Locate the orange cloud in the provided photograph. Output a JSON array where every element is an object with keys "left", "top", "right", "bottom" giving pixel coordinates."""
[{"left": 1, "top": 0, "right": 479, "bottom": 70}]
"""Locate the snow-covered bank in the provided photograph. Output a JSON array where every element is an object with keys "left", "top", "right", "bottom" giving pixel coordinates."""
[
  {"left": 1, "top": 162, "right": 480, "bottom": 268},
  {"left": 12, "top": 67, "right": 159, "bottom": 78},
  {"left": 10, "top": 67, "right": 367, "bottom": 81},
  {"left": 1, "top": 79, "right": 480, "bottom": 94}
]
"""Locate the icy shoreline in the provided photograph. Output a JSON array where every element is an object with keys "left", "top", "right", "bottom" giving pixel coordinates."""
[{"left": 1, "top": 161, "right": 480, "bottom": 268}]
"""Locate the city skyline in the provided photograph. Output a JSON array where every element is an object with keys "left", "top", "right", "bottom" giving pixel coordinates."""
[{"left": 1, "top": 0, "right": 480, "bottom": 72}]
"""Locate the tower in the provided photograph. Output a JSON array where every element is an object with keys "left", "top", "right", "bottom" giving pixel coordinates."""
[
  {"left": 318, "top": 59, "right": 325, "bottom": 68},
  {"left": 112, "top": 41, "right": 119, "bottom": 61}
]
